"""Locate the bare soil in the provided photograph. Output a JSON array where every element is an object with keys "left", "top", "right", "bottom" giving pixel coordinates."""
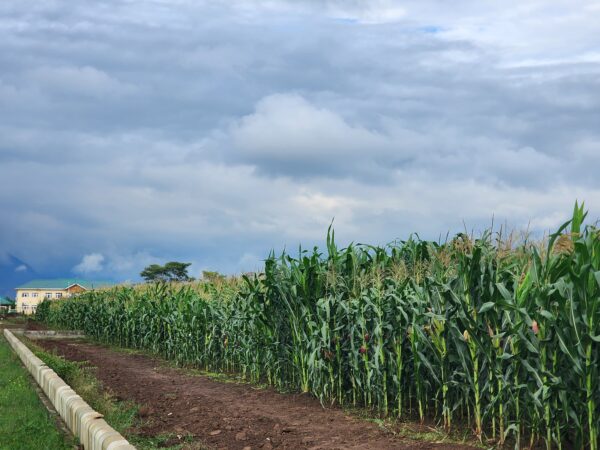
[
  {"left": 36, "top": 339, "right": 475, "bottom": 450},
  {"left": 24, "top": 319, "right": 49, "bottom": 330}
]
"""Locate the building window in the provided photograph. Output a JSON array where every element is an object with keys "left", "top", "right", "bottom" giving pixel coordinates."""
[
  {"left": 45, "top": 292, "right": 52, "bottom": 299},
  {"left": 32, "top": 292, "right": 39, "bottom": 298},
  {"left": 22, "top": 304, "right": 29, "bottom": 311},
  {"left": 55, "top": 293, "right": 62, "bottom": 298},
  {"left": 21, "top": 292, "right": 29, "bottom": 298}
]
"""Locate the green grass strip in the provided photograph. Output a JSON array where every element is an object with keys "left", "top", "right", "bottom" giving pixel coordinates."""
[{"left": 0, "top": 336, "right": 75, "bottom": 450}]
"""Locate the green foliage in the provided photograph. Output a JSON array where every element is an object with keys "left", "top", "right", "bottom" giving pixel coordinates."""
[
  {"left": 140, "top": 261, "right": 193, "bottom": 282},
  {"left": 0, "top": 337, "right": 74, "bottom": 450},
  {"left": 34, "top": 299, "right": 51, "bottom": 322},
  {"left": 40, "top": 204, "right": 600, "bottom": 449},
  {"left": 202, "top": 270, "right": 226, "bottom": 283}
]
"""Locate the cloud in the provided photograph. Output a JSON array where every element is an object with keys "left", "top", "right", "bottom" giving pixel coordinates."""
[
  {"left": 326, "top": 1, "right": 407, "bottom": 24},
  {"left": 26, "top": 65, "right": 137, "bottom": 98},
  {"left": 73, "top": 253, "right": 105, "bottom": 274},
  {"left": 229, "top": 94, "right": 397, "bottom": 177},
  {"left": 0, "top": 0, "right": 599, "bottom": 286},
  {"left": 15, "top": 265, "right": 28, "bottom": 272}
]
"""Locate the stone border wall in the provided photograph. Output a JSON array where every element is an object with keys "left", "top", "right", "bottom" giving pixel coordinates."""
[
  {"left": 6, "top": 329, "right": 86, "bottom": 339},
  {"left": 3, "top": 329, "right": 135, "bottom": 450}
]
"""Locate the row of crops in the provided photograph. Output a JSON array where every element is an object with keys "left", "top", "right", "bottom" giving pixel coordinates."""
[{"left": 37, "top": 204, "right": 599, "bottom": 449}]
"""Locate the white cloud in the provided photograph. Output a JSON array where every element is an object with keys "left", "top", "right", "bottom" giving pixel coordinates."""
[
  {"left": 237, "top": 253, "right": 262, "bottom": 273},
  {"left": 229, "top": 94, "right": 398, "bottom": 176},
  {"left": 104, "top": 251, "right": 158, "bottom": 273},
  {"left": 26, "top": 65, "right": 137, "bottom": 98},
  {"left": 328, "top": 1, "right": 406, "bottom": 24},
  {"left": 15, "top": 264, "right": 27, "bottom": 272},
  {"left": 232, "top": 94, "right": 389, "bottom": 155},
  {"left": 0, "top": 0, "right": 599, "bottom": 284},
  {"left": 73, "top": 253, "right": 105, "bottom": 274}
]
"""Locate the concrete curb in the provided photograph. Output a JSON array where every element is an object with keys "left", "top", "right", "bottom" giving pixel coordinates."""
[
  {"left": 3, "top": 329, "right": 135, "bottom": 450},
  {"left": 9, "top": 328, "right": 87, "bottom": 339}
]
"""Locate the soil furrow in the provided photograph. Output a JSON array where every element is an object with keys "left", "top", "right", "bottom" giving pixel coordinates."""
[{"left": 36, "top": 339, "right": 473, "bottom": 450}]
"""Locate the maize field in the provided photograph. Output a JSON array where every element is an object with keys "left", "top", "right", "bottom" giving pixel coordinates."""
[{"left": 37, "top": 203, "right": 600, "bottom": 449}]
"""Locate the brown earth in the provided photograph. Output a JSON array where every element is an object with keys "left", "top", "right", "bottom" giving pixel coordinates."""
[
  {"left": 24, "top": 318, "right": 49, "bottom": 330},
  {"left": 35, "top": 339, "right": 475, "bottom": 450},
  {"left": 0, "top": 316, "right": 43, "bottom": 330},
  {"left": 22, "top": 317, "right": 48, "bottom": 331}
]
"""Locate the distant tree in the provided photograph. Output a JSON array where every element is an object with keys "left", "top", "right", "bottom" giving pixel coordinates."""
[
  {"left": 164, "top": 262, "right": 193, "bottom": 281},
  {"left": 140, "top": 262, "right": 192, "bottom": 282},
  {"left": 140, "top": 264, "right": 168, "bottom": 282},
  {"left": 201, "top": 270, "right": 226, "bottom": 283}
]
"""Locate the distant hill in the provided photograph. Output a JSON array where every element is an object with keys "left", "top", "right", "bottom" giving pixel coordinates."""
[{"left": 0, "top": 253, "right": 38, "bottom": 298}]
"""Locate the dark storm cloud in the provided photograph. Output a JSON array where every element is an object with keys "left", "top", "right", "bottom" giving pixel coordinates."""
[{"left": 1, "top": 0, "right": 599, "bottom": 283}]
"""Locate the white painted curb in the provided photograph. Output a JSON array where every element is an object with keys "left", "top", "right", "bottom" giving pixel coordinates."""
[{"left": 3, "top": 329, "right": 136, "bottom": 450}]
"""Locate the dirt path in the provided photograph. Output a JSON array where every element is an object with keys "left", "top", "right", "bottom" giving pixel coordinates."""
[{"left": 36, "top": 339, "right": 473, "bottom": 450}]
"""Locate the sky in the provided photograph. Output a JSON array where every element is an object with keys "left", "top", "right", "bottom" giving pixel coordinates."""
[{"left": 1, "top": 0, "right": 600, "bottom": 284}]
